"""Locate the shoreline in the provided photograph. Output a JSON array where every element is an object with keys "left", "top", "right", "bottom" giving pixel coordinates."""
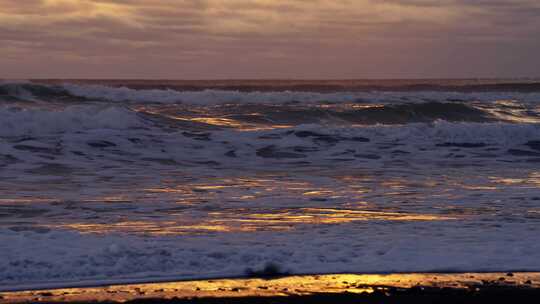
[{"left": 2, "top": 272, "right": 540, "bottom": 303}]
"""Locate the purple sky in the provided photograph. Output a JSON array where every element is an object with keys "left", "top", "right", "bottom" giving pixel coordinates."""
[{"left": 1, "top": 0, "right": 540, "bottom": 79}]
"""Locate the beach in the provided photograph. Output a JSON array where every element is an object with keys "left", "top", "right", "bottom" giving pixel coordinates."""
[{"left": 3, "top": 273, "right": 540, "bottom": 303}]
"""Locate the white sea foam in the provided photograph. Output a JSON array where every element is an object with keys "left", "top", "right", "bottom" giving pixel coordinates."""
[
  {"left": 62, "top": 84, "right": 366, "bottom": 104},
  {"left": 61, "top": 83, "right": 540, "bottom": 105},
  {"left": 1, "top": 81, "right": 539, "bottom": 104},
  {"left": 0, "top": 106, "right": 144, "bottom": 137},
  {"left": 2, "top": 216, "right": 540, "bottom": 290},
  {"left": 311, "top": 121, "right": 540, "bottom": 146}
]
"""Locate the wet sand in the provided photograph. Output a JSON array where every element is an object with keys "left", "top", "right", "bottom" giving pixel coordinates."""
[{"left": 2, "top": 273, "right": 540, "bottom": 303}]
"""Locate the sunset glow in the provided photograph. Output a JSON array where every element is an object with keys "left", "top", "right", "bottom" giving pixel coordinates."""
[
  {"left": 2, "top": 1, "right": 540, "bottom": 299},
  {"left": 2, "top": 0, "right": 540, "bottom": 78}
]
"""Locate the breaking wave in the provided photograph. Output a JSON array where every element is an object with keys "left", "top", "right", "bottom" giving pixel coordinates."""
[
  {"left": 0, "top": 103, "right": 538, "bottom": 145},
  {"left": 1, "top": 81, "right": 539, "bottom": 167},
  {"left": 0, "top": 106, "right": 145, "bottom": 137},
  {"left": 1, "top": 81, "right": 540, "bottom": 105}
]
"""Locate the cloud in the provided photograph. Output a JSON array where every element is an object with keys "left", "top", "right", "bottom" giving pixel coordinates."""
[{"left": 1, "top": 0, "right": 539, "bottom": 78}]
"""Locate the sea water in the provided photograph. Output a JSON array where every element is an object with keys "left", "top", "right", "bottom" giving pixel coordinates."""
[{"left": 1, "top": 79, "right": 540, "bottom": 289}]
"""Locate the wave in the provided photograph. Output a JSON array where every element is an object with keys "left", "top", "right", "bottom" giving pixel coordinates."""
[
  {"left": 0, "top": 82, "right": 81, "bottom": 103},
  {"left": 196, "top": 102, "right": 498, "bottom": 126},
  {"left": 1, "top": 102, "right": 538, "bottom": 171},
  {"left": 0, "top": 104, "right": 537, "bottom": 149},
  {"left": 1, "top": 82, "right": 540, "bottom": 105},
  {"left": 1, "top": 119, "right": 538, "bottom": 173},
  {"left": 0, "top": 105, "right": 145, "bottom": 137},
  {"left": 0, "top": 102, "right": 534, "bottom": 139},
  {"left": 312, "top": 121, "right": 540, "bottom": 147},
  {"left": 55, "top": 84, "right": 540, "bottom": 105}
]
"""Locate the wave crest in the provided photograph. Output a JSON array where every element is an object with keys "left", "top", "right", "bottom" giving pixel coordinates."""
[{"left": 1, "top": 82, "right": 540, "bottom": 105}]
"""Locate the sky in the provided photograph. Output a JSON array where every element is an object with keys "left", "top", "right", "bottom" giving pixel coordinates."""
[{"left": 1, "top": 0, "right": 540, "bottom": 79}]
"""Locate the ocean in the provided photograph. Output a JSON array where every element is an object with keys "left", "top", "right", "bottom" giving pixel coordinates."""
[{"left": 1, "top": 79, "right": 540, "bottom": 290}]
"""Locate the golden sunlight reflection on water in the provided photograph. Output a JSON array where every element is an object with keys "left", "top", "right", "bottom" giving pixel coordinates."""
[
  {"left": 4, "top": 273, "right": 540, "bottom": 302},
  {"left": 491, "top": 172, "right": 540, "bottom": 187},
  {"left": 2, "top": 174, "right": 474, "bottom": 235},
  {"left": 12, "top": 172, "right": 539, "bottom": 236},
  {"left": 138, "top": 105, "right": 294, "bottom": 130},
  {"left": 51, "top": 206, "right": 456, "bottom": 235}
]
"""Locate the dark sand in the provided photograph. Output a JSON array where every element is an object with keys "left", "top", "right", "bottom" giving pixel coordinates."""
[{"left": 2, "top": 273, "right": 540, "bottom": 303}]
